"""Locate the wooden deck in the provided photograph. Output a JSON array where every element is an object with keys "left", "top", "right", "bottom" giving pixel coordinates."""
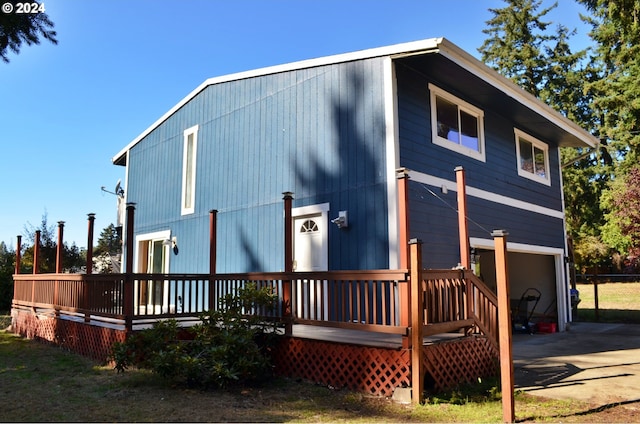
[
  {"left": 291, "top": 323, "right": 466, "bottom": 348},
  {"left": 11, "top": 244, "right": 500, "bottom": 402}
]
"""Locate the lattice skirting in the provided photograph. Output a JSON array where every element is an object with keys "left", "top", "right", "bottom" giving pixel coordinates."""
[
  {"left": 11, "top": 309, "right": 126, "bottom": 362},
  {"left": 422, "top": 336, "right": 499, "bottom": 393},
  {"left": 272, "top": 337, "right": 411, "bottom": 397},
  {"left": 10, "top": 308, "right": 498, "bottom": 396},
  {"left": 272, "top": 336, "right": 498, "bottom": 397}
]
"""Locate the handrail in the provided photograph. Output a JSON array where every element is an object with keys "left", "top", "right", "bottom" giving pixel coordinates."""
[
  {"left": 420, "top": 269, "right": 498, "bottom": 349},
  {"left": 12, "top": 270, "right": 410, "bottom": 332},
  {"left": 11, "top": 268, "right": 499, "bottom": 346}
]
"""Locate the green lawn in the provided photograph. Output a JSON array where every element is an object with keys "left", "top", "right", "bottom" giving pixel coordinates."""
[{"left": 575, "top": 282, "right": 640, "bottom": 323}]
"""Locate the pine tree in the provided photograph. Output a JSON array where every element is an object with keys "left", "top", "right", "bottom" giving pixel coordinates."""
[
  {"left": 0, "top": 1, "right": 57, "bottom": 63},
  {"left": 579, "top": 0, "right": 640, "bottom": 171},
  {"left": 479, "top": 0, "right": 557, "bottom": 96},
  {"left": 479, "top": 0, "right": 608, "bottom": 272}
]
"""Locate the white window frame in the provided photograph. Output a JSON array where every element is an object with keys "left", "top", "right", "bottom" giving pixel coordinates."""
[
  {"left": 429, "top": 83, "right": 486, "bottom": 162},
  {"left": 181, "top": 125, "right": 199, "bottom": 215},
  {"left": 514, "top": 128, "right": 551, "bottom": 186}
]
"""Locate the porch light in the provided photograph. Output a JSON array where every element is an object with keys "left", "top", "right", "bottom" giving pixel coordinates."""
[
  {"left": 163, "top": 237, "right": 179, "bottom": 255},
  {"left": 331, "top": 211, "right": 348, "bottom": 229}
]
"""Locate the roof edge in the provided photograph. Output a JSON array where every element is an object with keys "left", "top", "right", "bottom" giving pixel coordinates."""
[
  {"left": 112, "top": 38, "right": 443, "bottom": 164},
  {"left": 113, "top": 36, "right": 598, "bottom": 164},
  {"left": 435, "top": 39, "right": 598, "bottom": 149}
]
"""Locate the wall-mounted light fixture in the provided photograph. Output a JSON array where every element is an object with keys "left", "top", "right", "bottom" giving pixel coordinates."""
[
  {"left": 163, "top": 236, "right": 179, "bottom": 255},
  {"left": 331, "top": 211, "right": 348, "bottom": 229}
]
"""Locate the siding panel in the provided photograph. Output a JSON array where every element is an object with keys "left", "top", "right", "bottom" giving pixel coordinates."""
[
  {"left": 127, "top": 57, "right": 390, "bottom": 272},
  {"left": 396, "top": 62, "right": 567, "bottom": 259}
]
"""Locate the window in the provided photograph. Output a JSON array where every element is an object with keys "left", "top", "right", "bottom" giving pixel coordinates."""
[
  {"left": 515, "top": 128, "right": 550, "bottom": 185},
  {"left": 299, "top": 219, "right": 319, "bottom": 233},
  {"left": 429, "top": 83, "right": 485, "bottom": 162},
  {"left": 181, "top": 125, "right": 198, "bottom": 215}
]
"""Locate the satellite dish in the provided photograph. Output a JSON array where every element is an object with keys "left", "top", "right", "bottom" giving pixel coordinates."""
[
  {"left": 101, "top": 179, "right": 125, "bottom": 197},
  {"left": 115, "top": 179, "right": 124, "bottom": 197}
]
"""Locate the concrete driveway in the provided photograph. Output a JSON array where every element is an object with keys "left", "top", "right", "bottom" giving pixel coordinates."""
[{"left": 512, "top": 322, "right": 640, "bottom": 408}]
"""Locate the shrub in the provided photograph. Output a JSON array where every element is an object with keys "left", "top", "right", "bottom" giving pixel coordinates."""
[{"left": 110, "top": 283, "right": 281, "bottom": 388}]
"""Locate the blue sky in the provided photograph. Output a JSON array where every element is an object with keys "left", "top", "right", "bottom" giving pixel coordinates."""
[{"left": 0, "top": 0, "right": 591, "bottom": 249}]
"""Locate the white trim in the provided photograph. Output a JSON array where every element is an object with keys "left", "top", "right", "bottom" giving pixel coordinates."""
[
  {"left": 291, "top": 203, "right": 329, "bottom": 273},
  {"left": 558, "top": 154, "right": 572, "bottom": 325},
  {"left": 514, "top": 128, "right": 551, "bottom": 186},
  {"left": 113, "top": 37, "right": 597, "bottom": 164},
  {"left": 428, "top": 83, "right": 486, "bottom": 162},
  {"left": 469, "top": 237, "right": 563, "bottom": 255},
  {"left": 134, "top": 230, "right": 171, "bottom": 273},
  {"left": 384, "top": 58, "right": 401, "bottom": 269},
  {"left": 435, "top": 40, "right": 599, "bottom": 149},
  {"left": 410, "top": 170, "right": 564, "bottom": 219},
  {"left": 181, "top": 125, "right": 199, "bottom": 215},
  {"left": 292, "top": 202, "right": 330, "bottom": 217}
]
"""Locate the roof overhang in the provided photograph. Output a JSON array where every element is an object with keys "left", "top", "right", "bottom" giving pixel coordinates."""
[{"left": 112, "top": 37, "right": 597, "bottom": 166}]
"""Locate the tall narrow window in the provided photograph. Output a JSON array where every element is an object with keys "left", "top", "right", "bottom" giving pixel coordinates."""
[
  {"left": 181, "top": 125, "right": 198, "bottom": 215},
  {"left": 429, "top": 83, "right": 485, "bottom": 162},
  {"left": 515, "top": 128, "right": 550, "bottom": 185}
]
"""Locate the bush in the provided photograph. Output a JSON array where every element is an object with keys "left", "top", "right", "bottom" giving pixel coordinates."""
[{"left": 111, "top": 283, "right": 281, "bottom": 389}]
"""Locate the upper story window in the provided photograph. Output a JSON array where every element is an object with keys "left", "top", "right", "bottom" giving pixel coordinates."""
[
  {"left": 429, "top": 83, "right": 485, "bottom": 162},
  {"left": 181, "top": 125, "right": 198, "bottom": 215},
  {"left": 514, "top": 128, "right": 550, "bottom": 186}
]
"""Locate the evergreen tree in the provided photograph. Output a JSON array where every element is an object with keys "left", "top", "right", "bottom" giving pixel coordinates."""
[
  {"left": 578, "top": 0, "right": 640, "bottom": 265},
  {"left": 0, "top": 242, "right": 15, "bottom": 311},
  {"left": 0, "top": 0, "right": 57, "bottom": 63},
  {"left": 479, "top": 0, "right": 609, "bottom": 272},
  {"left": 579, "top": 0, "right": 640, "bottom": 172},
  {"left": 93, "top": 223, "right": 122, "bottom": 274},
  {"left": 21, "top": 212, "right": 85, "bottom": 273},
  {"left": 479, "top": 0, "right": 557, "bottom": 96}
]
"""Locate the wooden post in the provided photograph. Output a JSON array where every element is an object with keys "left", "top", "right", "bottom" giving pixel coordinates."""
[
  {"left": 493, "top": 229, "right": 514, "bottom": 423},
  {"left": 282, "top": 192, "right": 294, "bottom": 335},
  {"left": 397, "top": 168, "right": 410, "bottom": 269},
  {"left": 397, "top": 168, "right": 411, "bottom": 349},
  {"left": 209, "top": 209, "right": 218, "bottom": 311},
  {"left": 455, "top": 167, "right": 470, "bottom": 270},
  {"left": 86, "top": 214, "right": 96, "bottom": 274},
  {"left": 124, "top": 203, "right": 136, "bottom": 333},
  {"left": 54, "top": 221, "right": 64, "bottom": 313},
  {"left": 14, "top": 235, "right": 21, "bottom": 275},
  {"left": 594, "top": 280, "right": 600, "bottom": 322},
  {"left": 33, "top": 230, "right": 41, "bottom": 275},
  {"left": 409, "top": 239, "right": 424, "bottom": 404},
  {"left": 56, "top": 221, "right": 65, "bottom": 273}
]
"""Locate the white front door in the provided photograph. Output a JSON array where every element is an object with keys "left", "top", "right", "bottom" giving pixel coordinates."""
[
  {"left": 294, "top": 217, "right": 325, "bottom": 271},
  {"left": 292, "top": 204, "right": 329, "bottom": 320}
]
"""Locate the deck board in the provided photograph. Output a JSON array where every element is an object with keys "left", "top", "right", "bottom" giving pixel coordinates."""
[{"left": 291, "top": 324, "right": 465, "bottom": 348}]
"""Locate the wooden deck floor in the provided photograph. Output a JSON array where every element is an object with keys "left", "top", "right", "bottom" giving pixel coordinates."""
[{"left": 291, "top": 324, "right": 466, "bottom": 349}]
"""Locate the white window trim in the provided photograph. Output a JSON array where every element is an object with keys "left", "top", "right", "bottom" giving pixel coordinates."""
[
  {"left": 429, "top": 83, "right": 486, "bottom": 162},
  {"left": 134, "top": 230, "right": 171, "bottom": 273},
  {"left": 181, "top": 125, "right": 199, "bottom": 215},
  {"left": 514, "top": 128, "right": 551, "bottom": 186}
]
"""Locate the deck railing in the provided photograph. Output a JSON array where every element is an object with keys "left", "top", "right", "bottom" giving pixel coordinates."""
[
  {"left": 12, "top": 270, "right": 411, "bottom": 332},
  {"left": 12, "top": 267, "right": 497, "bottom": 346},
  {"left": 421, "top": 269, "right": 498, "bottom": 348}
]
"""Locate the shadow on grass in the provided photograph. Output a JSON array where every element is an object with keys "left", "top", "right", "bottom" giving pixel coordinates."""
[{"left": 517, "top": 398, "right": 640, "bottom": 423}]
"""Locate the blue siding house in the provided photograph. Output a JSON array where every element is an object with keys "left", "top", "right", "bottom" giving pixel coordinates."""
[{"left": 112, "top": 38, "right": 597, "bottom": 330}]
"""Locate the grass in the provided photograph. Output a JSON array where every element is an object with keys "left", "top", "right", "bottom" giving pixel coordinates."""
[
  {"left": 2, "top": 280, "right": 640, "bottom": 423},
  {"left": 575, "top": 281, "right": 640, "bottom": 323},
  {"left": 0, "top": 325, "right": 636, "bottom": 423}
]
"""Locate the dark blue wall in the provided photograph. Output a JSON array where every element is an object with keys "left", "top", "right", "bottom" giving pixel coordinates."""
[{"left": 395, "top": 61, "right": 566, "bottom": 268}]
